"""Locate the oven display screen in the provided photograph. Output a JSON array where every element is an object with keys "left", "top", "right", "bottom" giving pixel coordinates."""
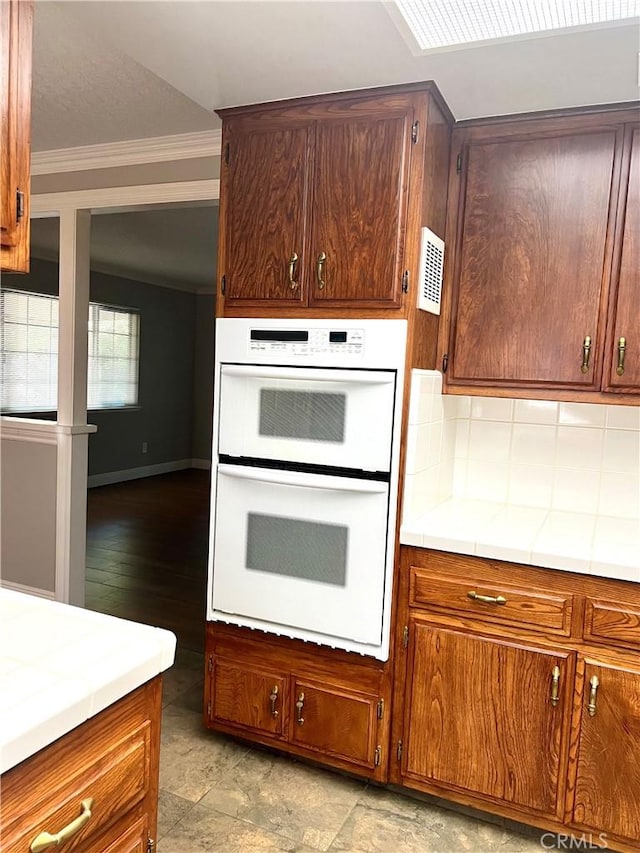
[{"left": 249, "top": 327, "right": 364, "bottom": 356}]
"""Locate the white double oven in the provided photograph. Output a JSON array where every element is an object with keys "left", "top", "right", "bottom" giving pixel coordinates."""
[{"left": 207, "top": 318, "right": 407, "bottom": 661}]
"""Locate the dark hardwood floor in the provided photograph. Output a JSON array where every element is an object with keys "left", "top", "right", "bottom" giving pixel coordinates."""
[{"left": 85, "top": 468, "right": 211, "bottom": 653}]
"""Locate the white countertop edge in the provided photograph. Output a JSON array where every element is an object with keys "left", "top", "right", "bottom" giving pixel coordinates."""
[
  {"left": 0, "top": 591, "right": 176, "bottom": 775},
  {"left": 400, "top": 499, "right": 640, "bottom": 583}
]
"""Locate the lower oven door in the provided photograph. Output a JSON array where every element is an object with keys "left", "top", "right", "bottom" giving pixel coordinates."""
[{"left": 211, "top": 464, "right": 390, "bottom": 647}]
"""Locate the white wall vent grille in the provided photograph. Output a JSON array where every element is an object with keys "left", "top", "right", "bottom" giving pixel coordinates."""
[{"left": 417, "top": 227, "right": 444, "bottom": 315}]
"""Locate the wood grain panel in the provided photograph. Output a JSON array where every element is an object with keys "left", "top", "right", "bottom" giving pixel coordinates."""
[
  {"left": 212, "top": 659, "right": 287, "bottom": 738},
  {"left": 0, "top": 0, "right": 32, "bottom": 272},
  {"left": 572, "top": 659, "right": 640, "bottom": 841},
  {"left": 404, "top": 621, "right": 571, "bottom": 818},
  {"left": 1, "top": 679, "right": 161, "bottom": 853},
  {"left": 606, "top": 125, "right": 640, "bottom": 391},
  {"left": 410, "top": 566, "right": 573, "bottom": 636},
  {"left": 584, "top": 598, "right": 640, "bottom": 652},
  {"left": 451, "top": 129, "right": 618, "bottom": 387},
  {"left": 223, "top": 124, "right": 311, "bottom": 304},
  {"left": 1, "top": 0, "right": 16, "bottom": 246},
  {"left": 290, "top": 678, "right": 378, "bottom": 768},
  {"left": 309, "top": 111, "right": 411, "bottom": 307}
]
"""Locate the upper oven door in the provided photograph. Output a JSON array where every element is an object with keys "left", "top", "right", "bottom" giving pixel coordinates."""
[{"left": 218, "top": 365, "right": 396, "bottom": 472}]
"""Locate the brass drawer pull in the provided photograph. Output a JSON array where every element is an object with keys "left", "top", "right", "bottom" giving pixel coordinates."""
[
  {"left": 550, "top": 665, "right": 561, "bottom": 707},
  {"left": 287, "top": 252, "right": 299, "bottom": 290},
  {"left": 617, "top": 336, "right": 626, "bottom": 376},
  {"left": 588, "top": 674, "right": 599, "bottom": 717},
  {"left": 467, "top": 590, "right": 507, "bottom": 606},
  {"left": 296, "top": 691, "right": 305, "bottom": 725},
  {"left": 31, "top": 797, "right": 94, "bottom": 852},
  {"left": 581, "top": 335, "right": 592, "bottom": 374},
  {"left": 270, "top": 684, "right": 279, "bottom": 718},
  {"left": 316, "top": 251, "right": 326, "bottom": 290}
]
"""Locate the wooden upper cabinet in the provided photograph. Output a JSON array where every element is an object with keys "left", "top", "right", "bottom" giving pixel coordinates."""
[
  {"left": 218, "top": 89, "right": 419, "bottom": 311},
  {"left": 605, "top": 125, "right": 640, "bottom": 392},
  {"left": 448, "top": 124, "right": 619, "bottom": 390},
  {"left": 0, "top": 0, "right": 32, "bottom": 273},
  {"left": 571, "top": 657, "right": 640, "bottom": 842},
  {"left": 308, "top": 110, "right": 411, "bottom": 307},
  {"left": 402, "top": 619, "right": 572, "bottom": 819},
  {"left": 223, "top": 124, "right": 312, "bottom": 305}
]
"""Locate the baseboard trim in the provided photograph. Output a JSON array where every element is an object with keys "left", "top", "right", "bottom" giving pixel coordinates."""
[
  {"left": 191, "top": 458, "right": 212, "bottom": 470},
  {"left": 88, "top": 459, "right": 194, "bottom": 488}
]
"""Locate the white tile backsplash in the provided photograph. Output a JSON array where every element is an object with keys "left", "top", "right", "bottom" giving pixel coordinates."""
[
  {"left": 402, "top": 371, "right": 640, "bottom": 531},
  {"left": 558, "top": 402, "right": 607, "bottom": 428}
]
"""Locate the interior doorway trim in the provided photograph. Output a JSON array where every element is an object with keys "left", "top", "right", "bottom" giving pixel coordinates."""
[{"left": 32, "top": 178, "right": 220, "bottom": 217}]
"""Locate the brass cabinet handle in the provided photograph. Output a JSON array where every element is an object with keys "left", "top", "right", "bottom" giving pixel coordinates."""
[
  {"left": 550, "top": 665, "right": 561, "bottom": 707},
  {"left": 31, "top": 798, "right": 94, "bottom": 852},
  {"left": 270, "top": 684, "right": 279, "bottom": 718},
  {"left": 467, "top": 590, "right": 507, "bottom": 606},
  {"left": 587, "top": 674, "right": 599, "bottom": 717},
  {"left": 287, "top": 252, "right": 299, "bottom": 290},
  {"left": 316, "top": 251, "right": 326, "bottom": 290},
  {"left": 296, "top": 691, "right": 305, "bottom": 725},
  {"left": 617, "top": 336, "right": 627, "bottom": 376},
  {"left": 581, "top": 335, "right": 592, "bottom": 374}
]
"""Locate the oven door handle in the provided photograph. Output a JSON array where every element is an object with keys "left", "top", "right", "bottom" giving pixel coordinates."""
[
  {"left": 217, "top": 464, "right": 388, "bottom": 493},
  {"left": 220, "top": 365, "right": 395, "bottom": 385}
]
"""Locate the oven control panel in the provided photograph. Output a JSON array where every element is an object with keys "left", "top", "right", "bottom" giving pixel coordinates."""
[{"left": 249, "top": 328, "right": 364, "bottom": 357}]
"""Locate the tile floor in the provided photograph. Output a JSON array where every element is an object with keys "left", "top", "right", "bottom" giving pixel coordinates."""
[{"left": 158, "top": 647, "right": 549, "bottom": 853}]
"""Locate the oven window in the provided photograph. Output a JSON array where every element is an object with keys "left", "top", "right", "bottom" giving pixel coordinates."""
[
  {"left": 246, "top": 513, "right": 347, "bottom": 586},
  {"left": 259, "top": 389, "right": 346, "bottom": 443}
]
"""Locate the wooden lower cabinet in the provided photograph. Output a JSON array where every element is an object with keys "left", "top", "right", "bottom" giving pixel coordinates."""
[
  {"left": 204, "top": 623, "right": 390, "bottom": 781},
  {"left": 393, "top": 547, "right": 640, "bottom": 852},
  {"left": 0, "top": 677, "right": 162, "bottom": 853},
  {"left": 570, "top": 656, "right": 640, "bottom": 843},
  {"left": 289, "top": 678, "right": 380, "bottom": 770},
  {"left": 402, "top": 619, "right": 572, "bottom": 819}
]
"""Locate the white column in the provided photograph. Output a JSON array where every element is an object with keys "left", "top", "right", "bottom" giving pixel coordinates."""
[{"left": 55, "top": 209, "right": 94, "bottom": 605}]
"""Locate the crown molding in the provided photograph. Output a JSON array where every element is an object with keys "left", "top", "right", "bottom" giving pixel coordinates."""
[{"left": 31, "top": 129, "right": 223, "bottom": 176}]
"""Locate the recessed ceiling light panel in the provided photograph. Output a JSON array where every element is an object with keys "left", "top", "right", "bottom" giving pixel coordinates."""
[{"left": 392, "top": 0, "right": 640, "bottom": 52}]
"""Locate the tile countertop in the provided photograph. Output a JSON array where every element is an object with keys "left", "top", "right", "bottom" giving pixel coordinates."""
[
  {"left": 401, "top": 500, "right": 640, "bottom": 584},
  {"left": 0, "top": 589, "right": 176, "bottom": 774}
]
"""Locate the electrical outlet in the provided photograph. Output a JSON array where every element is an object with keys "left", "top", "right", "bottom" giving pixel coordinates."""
[{"left": 142, "top": 441, "right": 148, "bottom": 454}]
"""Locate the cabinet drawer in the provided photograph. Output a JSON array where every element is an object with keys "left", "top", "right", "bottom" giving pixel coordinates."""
[
  {"left": 3, "top": 723, "right": 150, "bottom": 853},
  {"left": 584, "top": 599, "right": 640, "bottom": 651},
  {"left": 211, "top": 659, "right": 287, "bottom": 738},
  {"left": 96, "top": 814, "right": 148, "bottom": 853},
  {"left": 410, "top": 565, "right": 573, "bottom": 636},
  {"left": 290, "top": 679, "right": 379, "bottom": 770}
]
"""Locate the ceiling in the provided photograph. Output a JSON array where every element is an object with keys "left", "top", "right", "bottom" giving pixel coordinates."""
[
  {"left": 29, "top": 1, "right": 639, "bottom": 293},
  {"left": 30, "top": 206, "right": 219, "bottom": 294},
  {"left": 32, "top": 1, "right": 640, "bottom": 152}
]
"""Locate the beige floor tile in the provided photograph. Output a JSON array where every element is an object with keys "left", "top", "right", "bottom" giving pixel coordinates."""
[
  {"left": 157, "top": 789, "right": 196, "bottom": 840},
  {"left": 159, "top": 704, "right": 250, "bottom": 802},
  {"left": 330, "top": 788, "right": 545, "bottom": 853},
  {"left": 198, "top": 748, "right": 367, "bottom": 851},
  {"left": 158, "top": 802, "right": 318, "bottom": 852}
]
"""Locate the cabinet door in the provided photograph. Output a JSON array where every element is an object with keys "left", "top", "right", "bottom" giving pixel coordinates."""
[
  {"left": 290, "top": 677, "right": 381, "bottom": 773},
  {"left": 222, "top": 124, "right": 312, "bottom": 305},
  {"left": 449, "top": 128, "right": 618, "bottom": 388},
  {"left": 605, "top": 125, "right": 640, "bottom": 392},
  {"left": 403, "top": 620, "right": 572, "bottom": 819},
  {"left": 210, "top": 658, "right": 287, "bottom": 738},
  {"left": 0, "top": 0, "right": 32, "bottom": 272},
  {"left": 308, "top": 104, "right": 413, "bottom": 308},
  {"left": 571, "top": 658, "right": 640, "bottom": 842}
]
